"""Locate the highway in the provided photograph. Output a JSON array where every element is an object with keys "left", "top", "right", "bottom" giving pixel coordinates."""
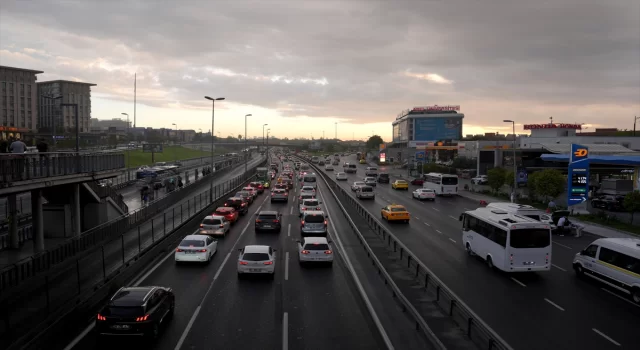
[
  {"left": 312, "top": 154, "right": 640, "bottom": 350},
  {"left": 63, "top": 158, "right": 431, "bottom": 350}
]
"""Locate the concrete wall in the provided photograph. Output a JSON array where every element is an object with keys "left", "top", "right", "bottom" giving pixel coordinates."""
[{"left": 43, "top": 204, "right": 72, "bottom": 238}]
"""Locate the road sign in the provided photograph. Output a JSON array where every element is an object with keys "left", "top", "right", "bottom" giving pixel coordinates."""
[
  {"left": 415, "top": 151, "right": 425, "bottom": 160},
  {"left": 567, "top": 144, "right": 589, "bottom": 207},
  {"left": 143, "top": 144, "right": 163, "bottom": 153}
]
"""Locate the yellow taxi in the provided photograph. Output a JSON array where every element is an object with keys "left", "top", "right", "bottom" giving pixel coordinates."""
[
  {"left": 359, "top": 159, "right": 366, "bottom": 164},
  {"left": 391, "top": 180, "right": 409, "bottom": 190},
  {"left": 381, "top": 204, "right": 410, "bottom": 223}
]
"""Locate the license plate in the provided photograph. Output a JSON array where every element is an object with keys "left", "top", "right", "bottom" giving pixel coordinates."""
[
  {"left": 111, "top": 324, "right": 130, "bottom": 330},
  {"left": 263, "top": 225, "right": 272, "bottom": 228},
  {"left": 185, "top": 251, "right": 195, "bottom": 254},
  {"left": 250, "top": 269, "right": 261, "bottom": 272}
]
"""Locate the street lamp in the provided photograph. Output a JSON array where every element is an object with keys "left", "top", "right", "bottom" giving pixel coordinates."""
[
  {"left": 262, "top": 124, "right": 268, "bottom": 149},
  {"left": 503, "top": 120, "right": 517, "bottom": 203},
  {"left": 205, "top": 96, "right": 225, "bottom": 201},
  {"left": 267, "top": 128, "right": 271, "bottom": 155},
  {"left": 121, "top": 112, "right": 131, "bottom": 173},
  {"left": 634, "top": 116, "right": 639, "bottom": 136},
  {"left": 245, "top": 114, "right": 252, "bottom": 174},
  {"left": 172, "top": 123, "right": 178, "bottom": 163}
]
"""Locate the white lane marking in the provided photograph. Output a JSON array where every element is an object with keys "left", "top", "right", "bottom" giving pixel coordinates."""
[
  {"left": 414, "top": 216, "right": 419, "bottom": 220},
  {"left": 601, "top": 288, "right": 640, "bottom": 308},
  {"left": 287, "top": 224, "right": 291, "bottom": 237},
  {"left": 448, "top": 215, "right": 457, "bottom": 220},
  {"left": 552, "top": 241, "right": 572, "bottom": 250},
  {"left": 544, "top": 298, "right": 565, "bottom": 311},
  {"left": 592, "top": 329, "right": 621, "bottom": 347},
  {"left": 424, "top": 222, "right": 431, "bottom": 227},
  {"left": 449, "top": 238, "right": 457, "bottom": 244},
  {"left": 282, "top": 312, "right": 289, "bottom": 350},
  {"left": 317, "top": 188, "right": 395, "bottom": 349},
  {"left": 510, "top": 277, "right": 527, "bottom": 287},
  {"left": 175, "top": 197, "right": 266, "bottom": 350},
  {"left": 552, "top": 264, "right": 567, "bottom": 272},
  {"left": 284, "top": 252, "right": 290, "bottom": 281},
  {"left": 289, "top": 206, "right": 293, "bottom": 214},
  {"left": 435, "top": 229, "right": 442, "bottom": 234},
  {"left": 432, "top": 207, "right": 440, "bottom": 212}
]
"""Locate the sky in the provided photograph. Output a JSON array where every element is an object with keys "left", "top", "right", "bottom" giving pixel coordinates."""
[{"left": 1, "top": 0, "right": 639, "bottom": 141}]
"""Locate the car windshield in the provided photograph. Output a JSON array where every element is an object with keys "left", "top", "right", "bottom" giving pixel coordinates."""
[
  {"left": 235, "top": 192, "right": 248, "bottom": 197},
  {"left": 361, "top": 187, "right": 373, "bottom": 192},
  {"left": 274, "top": 190, "right": 285, "bottom": 194},
  {"left": 203, "top": 219, "right": 222, "bottom": 225},
  {"left": 395, "top": 181, "right": 407, "bottom": 184},
  {"left": 215, "top": 210, "right": 231, "bottom": 216},
  {"left": 304, "top": 243, "right": 329, "bottom": 250},
  {"left": 509, "top": 229, "right": 551, "bottom": 248},
  {"left": 390, "top": 207, "right": 406, "bottom": 212},
  {"left": 242, "top": 252, "right": 270, "bottom": 261},
  {"left": 369, "top": 168, "right": 377, "bottom": 171},
  {"left": 107, "top": 306, "right": 144, "bottom": 317},
  {"left": 304, "top": 214, "right": 325, "bottom": 223},
  {"left": 355, "top": 182, "right": 364, "bottom": 186},
  {"left": 442, "top": 177, "right": 458, "bottom": 185},
  {"left": 379, "top": 174, "right": 389, "bottom": 178},
  {"left": 302, "top": 187, "right": 314, "bottom": 191},
  {"left": 227, "top": 199, "right": 241, "bottom": 205},
  {"left": 180, "top": 239, "right": 205, "bottom": 247},
  {"left": 258, "top": 215, "right": 278, "bottom": 220},
  {"left": 303, "top": 200, "right": 319, "bottom": 206}
]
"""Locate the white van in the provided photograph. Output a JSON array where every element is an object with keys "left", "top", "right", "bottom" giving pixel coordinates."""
[
  {"left": 302, "top": 173, "right": 317, "bottom": 189},
  {"left": 573, "top": 238, "right": 640, "bottom": 304},
  {"left": 486, "top": 202, "right": 556, "bottom": 229}
]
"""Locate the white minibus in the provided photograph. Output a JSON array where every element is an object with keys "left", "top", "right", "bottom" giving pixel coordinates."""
[
  {"left": 423, "top": 172, "right": 458, "bottom": 195},
  {"left": 486, "top": 202, "right": 556, "bottom": 230}
]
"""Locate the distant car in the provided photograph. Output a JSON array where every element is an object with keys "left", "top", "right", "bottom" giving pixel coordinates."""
[
  {"left": 299, "top": 198, "right": 322, "bottom": 216},
  {"left": 359, "top": 159, "right": 366, "bottom": 164},
  {"left": 224, "top": 197, "right": 249, "bottom": 215},
  {"left": 297, "top": 237, "right": 333, "bottom": 266},
  {"left": 377, "top": 173, "right": 390, "bottom": 183},
  {"left": 351, "top": 181, "right": 366, "bottom": 191},
  {"left": 175, "top": 235, "right": 218, "bottom": 263},
  {"left": 356, "top": 186, "right": 375, "bottom": 199},
  {"left": 471, "top": 175, "right": 488, "bottom": 185},
  {"left": 364, "top": 177, "right": 377, "bottom": 187},
  {"left": 255, "top": 211, "right": 282, "bottom": 232},
  {"left": 591, "top": 196, "right": 624, "bottom": 211},
  {"left": 319, "top": 160, "right": 325, "bottom": 166},
  {"left": 325, "top": 165, "right": 334, "bottom": 171},
  {"left": 242, "top": 186, "right": 258, "bottom": 199},
  {"left": 300, "top": 186, "right": 316, "bottom": 197},
  {"left": 364, "top": 167, "right": 378, "bottom": 177},
  {"left": 391, "top": 180, "right": 409, "bottom": 190},
  {"left": 235, "top": 191, "right": 254, "bottom": 204},
  {"left": 335, "top": 172, "right": 348, "bottom": 181},
  {"left": 249, "top": 181, "right": 265, "bottom": 194},
  {"left": 213, "top": 207, "right": 239, "bottom": 223},
  {"left": 410, "top": 178, "right": 424, "bottom": 186},
  {"left": 274, "top": 183, "right": 288, "bottom": 191},
  {"left": 381, "top": 205, "right": 410, "bottom": 223},
  {"left": 332, "top": 160, "right": 340, "bottom": 166},
  {"left": 300, "top": 210, "right": 328, "bottom": 236},
  {"left": 271, "top": 188, "right": 289, "bottom": 202},
  {"left": 95, "top": 286, "right": 174, "bottom": 339},
  {"left": 412, "top": 188, "right": 436, "bottom": 201},
  {"left": 198, "top": 215, "right": 230, "bottom": 237},
  {"left": 237, "top": 245, "right": 276, "bottom": 279}
]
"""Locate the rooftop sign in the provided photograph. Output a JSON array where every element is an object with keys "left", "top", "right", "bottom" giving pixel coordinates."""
[
  {"left": 524, "top": 123, "right": 582, "bottom": 130},
  {"left": 397, "top": 105, "right": 461, "bottom": 119}
]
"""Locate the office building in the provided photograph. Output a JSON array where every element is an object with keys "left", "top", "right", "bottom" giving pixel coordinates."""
[
  {"left": 37, "top": 80, "right": 96, "bottom": 134},
  {"left": 89, "top": 117, "right": 131, "bottom": 132},
  {"left": 392, "top": 105, "right": 464, "bottom": 146},
  {"left": 0, "top": 65, "right": 43, "bottom": 136}
]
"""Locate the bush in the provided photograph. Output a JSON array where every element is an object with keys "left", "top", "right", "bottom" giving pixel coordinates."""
[
  {"left": 487, "top": 168, "right": 506, "bottom": 193},
  {"left": 530, "top": 169, "right": 564, "bottom": 202},
  {"left": 623, "top": 191, "right": 640, "bottom": 224}
]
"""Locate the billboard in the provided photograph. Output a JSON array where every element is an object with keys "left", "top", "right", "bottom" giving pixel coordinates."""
[
  {"left": 567, "top": 144, "right": 590, "bottom": 207},
  {"left": 143, "top": 144, "right": 164, "bottom": 153},
  {"left": 415, "top": 151, "right": 425, "bottom": 160},
  {"left": 524, "top": 123, "right": 581, "bottom": 130},
  {"left": 414, "top": 117, "right": 462, "bottom": 141}
]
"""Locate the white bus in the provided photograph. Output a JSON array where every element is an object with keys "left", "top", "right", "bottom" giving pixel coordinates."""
[
  {"left": 486, "top": 202, "right": 556, "bottom": 230},
  {"left": 423, "top": 172, "right": 458, "bottom": 195},
  {"left": 460, "top": 207, "right": 552, "bottom": 272},
  {"left": 302, "top": 173, "right": 317, "bottom": 189}
]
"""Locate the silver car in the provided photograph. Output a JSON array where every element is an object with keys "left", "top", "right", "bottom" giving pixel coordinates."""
[
  {"left": 364, "top": 177, "right": 377, "bottom": 187},
  {"left": 335, "top": 172, "right": 348, "bottom": 181},
  {"left": 351, "top": 181, "right": 365, "bottom": 191},
  {"left": 198, "top": 215, "right": 231, "bottom": 237},
  {"left": 325, "top": 165, "right": 334, "bottom": 171},
  {"left": 300, "top": 186, "right": 316, "bottom": 197},
  {"left": 270, "top": 188, "right": 289, "bottom": 202},
  {"left": 299, "top": 198, "right": 322, "bottom": 216},
  {"left": 298, "top": 237, "right": 333, "bottom": 266},
  {"left": 356, "top": 186, "right": 375, "bottom": 199},
  {"left": 365, "top": 167, "right": 378, "bottom": 177},
  {"left": 237, "top": 245, "right": 276, "bottom": 279},
  {"left": 300, "top": 210, "right": 328, "bottom": 236}
]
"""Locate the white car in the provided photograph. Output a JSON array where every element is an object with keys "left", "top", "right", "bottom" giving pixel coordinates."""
[
  {"left": 198, "top": 215, "right": 231, "bottom": 237},
  {"left": 325, "top": 165, "right": 334, "bottom": 171},
  {"left": 471, "top": 175, "right": 488, "bottom": 185},
  {"left": 351, "top": 181, "right": 365, "bottom": 191},
  {"left": 242, "top": 186, "right": 258, "bottom": 199},
  {"left": 413, "top": 188, "right": 436, "bottom": 201},
  {"left": 299, "top": 198, "right": 322, "bottom": 216},
  {"left": 300, "top": 185, "right": 316, "bottom": 197},
  {"left": 363, "top": 177, "right": 377, "bottom": 187},
  {"left": 297, "top": 237, "right": 333, "bottom": 266},
  {"left": 175, "top": 235, "right": 218, "bottom": 263},
  {"left": 335, "top": 172, "right": 348, "bottom": 181},
  {"left": 237, "top": 245, "right": 276, "bottom": 279}
]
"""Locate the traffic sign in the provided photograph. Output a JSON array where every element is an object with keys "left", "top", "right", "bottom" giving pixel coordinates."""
[
  {"left": 415, "top": 151, "right": 425, "bottom": 160},
  {"left": 567, "top": 144, "right": 589, "bottom": 207}
]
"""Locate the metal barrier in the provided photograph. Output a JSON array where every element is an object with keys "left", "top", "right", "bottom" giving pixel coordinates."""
[
  {"left": 0, "top": 157, "right": 259, "bottom": 294},
  {"left": 86, "top": 181, "right": 129, "bottom": 214},
  {"left": 0, "top": 166, "right": 260, "bottom": 346},
  {"left": 301, "top": 157, "right": 512, "bottom": 350}
]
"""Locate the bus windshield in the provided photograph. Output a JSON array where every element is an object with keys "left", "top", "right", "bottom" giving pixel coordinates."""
[
  {"left": 442, "top": 177, "right": 458, "bottom": 185},
  {"left": 509, "top": 229, "right": 550, "bottom": 248}
]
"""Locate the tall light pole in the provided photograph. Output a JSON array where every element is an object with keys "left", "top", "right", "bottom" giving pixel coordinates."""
[
  {"left": 121, "top": 112, "right": 130, "bottom": 171},
  {"left": 204, "top": 96, "right": 225, "bottom": 201},
  {"left": 335, "top": 122, "right": 337, "bottom": 139},
  {"left": 262, "top": 124, "right": 268, "bottom": 150},
  {"left": 267, "top": 128, "right": 271, "bottom": 155},
  {"left": 634, "top": 116, "right": 639, "bottom": 136},
  {"left": 503, "top": 120, "right": 517, "bottom": 203},
  {"left": 172, "top": 123, "right": 178, "bottom": 163},
  {"left": 245, "top": 114, "right": 252, "bottom": 174}
]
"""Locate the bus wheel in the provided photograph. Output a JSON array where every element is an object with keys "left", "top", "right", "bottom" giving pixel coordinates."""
[
  {"left": 486, "top": 256, "right": 494, "bottom": 269},
  {"left": 465, "top": 243, "right": 474, "bottom": 256}
]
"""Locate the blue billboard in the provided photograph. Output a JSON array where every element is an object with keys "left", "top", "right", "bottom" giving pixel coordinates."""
[
  {"left": 567, "top": 144, "right": 590, "bottom": 207},
  {"left": 415, "top": 151, "right": 426, "bottom": 160},
  {"left": 414, "top": 117, "right": 462, "bottom": 141}
]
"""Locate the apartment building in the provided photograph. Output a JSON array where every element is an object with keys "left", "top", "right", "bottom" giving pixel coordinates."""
[{"left": 0, "top": 66, "right": 43, "bottom": 136}]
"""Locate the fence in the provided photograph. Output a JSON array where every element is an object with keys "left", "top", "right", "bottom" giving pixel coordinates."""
[
  {"left": 0, "top": 156, "right": 254, "bottom": 295},
  {"left": 302, "top": 158, "right": 512, "bottom": 350},
  {"left": 85, "top": 181, "right": 129, "bottom": 214},
  {"left": 0, "top": 165, "right": 260, "bottom": 347}
]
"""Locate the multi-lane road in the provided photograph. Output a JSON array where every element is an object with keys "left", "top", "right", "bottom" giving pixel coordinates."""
[
  {"left": 63, "top": 157, "right": 431, "bottom": 350},
  {"left": 313, "top": 154, "right": 639, "bottom": 350}
]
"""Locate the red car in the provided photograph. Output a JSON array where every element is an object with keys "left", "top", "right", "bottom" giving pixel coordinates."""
[
  {"left": 249, "top": 181, "right": 265, "bottom": 194},
  {"left": 214, "top": 207, "right": 239, "bottom": 223},
  {"left": 410, "top": 178, "right": 424, "bottom": 185}
]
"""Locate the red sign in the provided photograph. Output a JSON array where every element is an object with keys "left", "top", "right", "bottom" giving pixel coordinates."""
[
  {"left": 524, "top": 123, "right": 582, "bottom": 130},
  {"left": 411, "top": 105, "right": 460, "bottom": 112}
]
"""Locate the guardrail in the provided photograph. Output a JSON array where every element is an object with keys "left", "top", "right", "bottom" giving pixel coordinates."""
[
  {"left": 0, "top": 156, "right": 254, "bottom": 294},
  {"left": 0, "top": 164, "right": 261, "bottom": 348},
  {"left": 86, "top": 181, "right": 129, "bottom": 214},
  {"left": 301, "top": 157, "right": 512, "bottom": 350}
]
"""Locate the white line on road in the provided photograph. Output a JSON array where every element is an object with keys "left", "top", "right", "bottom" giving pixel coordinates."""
[
  {"left": 287, "top": 224, "right": 291, "bottom": 237},
  {"left": 289, "top": 206, "right": 293, "bottom": 214},
  {"left": 448, "top": 215, "right": 457, "bottom": 220},
  {"left": 414, "top": 216, "right": 419, "bottom": 220},
  {"left": 510, "top": 277, "right": 527, "bottom": 287},
  {"left": 424, "top": 222, "right": 431, "bottom": 226},
  {"left": 435, "top": 229, "right": 443, "bottom": 234},
  {"left": 432, "top": 207, "right": 440, "bottom": 212},
  {"left": 175, "top": 306, "right": 201, "bottom": 349},
  {"left": 552, "top": 264, "right": 567, "bottom": 272},
  {"left": 592, "top": 329, "right": 621, "bottom": 346},
  {"left": 601, "top": 288, "right": 640, "bottom": 307},
  {"left": 552, "top": 241, "right": 572, "bottom": 250},
  {"left": 544, "top": 298, "right": 565, "bottom": 311},
  {"left": 284, "top": 252, "right": 290, "bottom": 281},
  {"left": 282, "top": 312, "right": 289, "bottom": 350},
  {"left": 449, "top": 238, "right": 457, "bottom": 244}
]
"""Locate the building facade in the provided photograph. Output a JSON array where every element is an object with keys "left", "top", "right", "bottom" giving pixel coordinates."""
[
  {"left": 89, "top": 117, "right": 130, "bottom": 132},
  {"left": 392, "top": 105, "right": 464, "bottom": 143},
  {"left": 0, "top": 66, "right": 43, "bottom": 136},
  {"left": 37, "top": 80, "right": 96, "bottom": 134}
]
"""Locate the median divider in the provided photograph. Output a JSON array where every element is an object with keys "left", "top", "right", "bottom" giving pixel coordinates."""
[
  {"left": 1, "top": 161, "right": 265, "bottom": 350},
  {"left": 299, "top": 157, "right": 512, "bottom": 350}
]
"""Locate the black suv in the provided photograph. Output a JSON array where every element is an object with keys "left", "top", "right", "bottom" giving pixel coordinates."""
[
  {"left": 95, "top": 286, "right": 175, "bottom": 339},
  {"left": 224, "top": 197, "right": 249, "bottom": 215},
  {"left": 377, "top": 173, "right": 390, "bottom": 183},
  {"left": 255, "top": 211, "right": 282, "bottom": 232}
]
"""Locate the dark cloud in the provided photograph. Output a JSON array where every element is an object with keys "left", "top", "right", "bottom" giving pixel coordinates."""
[{"left": 1, "top": 0, "right": 638, "bottom": 129}]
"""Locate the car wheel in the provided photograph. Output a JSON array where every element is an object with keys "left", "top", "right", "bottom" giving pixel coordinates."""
[
  {"left": 632, "top": 288, "right": 640, "bottom": 304},
  {"left": 147, "top": 323, "right": 159, "bottom": 340},
  {"left": 167, "top": 301, "right": 175, "bottom": 321},
  {"left": 465, "top": 243, "right": 474, "bottom": 256},
  {"left": 486, "top": 256, "right": 494, "bottom": 269},
  {"left": 574, "top": 264, "right": 584, "bottom": 278}
]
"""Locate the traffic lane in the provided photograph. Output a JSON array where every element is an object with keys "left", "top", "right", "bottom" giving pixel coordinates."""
[
  {"left": 68, "top": 189, "right": 271, "bottom": 350},
  {"left": 177, "top": 198, "right": 289, "bottom": 350}
]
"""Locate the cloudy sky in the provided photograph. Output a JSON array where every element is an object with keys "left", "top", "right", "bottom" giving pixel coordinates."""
[{"left": 1, "top": 0, "right": 639, "bottom": 141}]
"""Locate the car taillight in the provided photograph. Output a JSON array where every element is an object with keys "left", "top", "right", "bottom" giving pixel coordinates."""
[
  {"left": 224, "top": 203, "right": 228, "bottom": 206},
  {"left": 545, "top": 253, "right": 549, "bottom": 264},
  {"left": 301, "top": 221, "right": 305, "bottom": 225},
  {"left": 256, "top": 219, "right": 262, "bottom": 223},
  {"left": 241, "top": 203, "right": 246, "bottom": 206},
  {"left": 316, "top": 207, "right": 321, "bottom": 210},
  {"left": 176, "top": 248, "right": 184, "bottom": 252},
  {"left": 219, "top": 224, "right": 224, "bottom": 228},
  {"left": 324, "top": 220, "right": 328, "bottom": 225},
  {"left": 264, "top": 261, "right": 273, "bottom": 265},
  {"left": 97, "top": 314, "right": 106, "bottom": 321},
  {"left": 198, "top": 249, "right": 207, "bottom": 252},
  {"left": 302, "top": 207, "right": 306, "bottom": 210},
  {"left": 324, "top": 250, "right": 332, "bottom": 254},
  {"left": 301, "top": 250, "right": 310, "bottom": 254},
  {"left": 272, "top": 193, "right": 275, "bottom": 196},
  {"left": 285, "top": 192, "right": 289, "bottom": 196},
  {"left": 273, "top": 220, "right": 279, "bottom": 223},
  {"left": 239, "top": 261, "right": 248, "bottom": 265},
  {"left": 199, "top": 224, "right": 204, "bottom": 228},
  {"left": 136, "top": 315, "right": 149, "bottom": 322},
  {"left": 299, "top": 196, "right": 302, "bottom": 200}
]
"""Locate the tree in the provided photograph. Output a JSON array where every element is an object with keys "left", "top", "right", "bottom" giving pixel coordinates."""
[
  {"left": 504, "top": 170, "right": 515, "bottom": 191},
  {"left": 532, "top": 169, "right": 564, "bottom": 201},
  {"left": 237, "top": 134, "right": 243, "bottom": 141},
  {"left": 365, "top": 135, "right": 384, "bottom": 150},
  {"left": 623, "top": 191, "right": 640, "bottom": 224},
  {"left": 527, "top": 171, "right": 541, "bottom": 200},
  {"left": 487, "top": 167, "right": 506, "bottom": 193}
]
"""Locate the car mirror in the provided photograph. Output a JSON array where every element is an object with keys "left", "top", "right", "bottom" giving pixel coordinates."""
[
  {"left": 237, "top": 248, "right": 242, "bottom": 251},
  {"left": 459, "top": 214, "right": 464, "bottom": 221},
  {"left": 327, "top": 240, "right": 333, "bottom": 244},
  {"left": 296, "top": 239, "right": 301, "bottom": 243}
]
